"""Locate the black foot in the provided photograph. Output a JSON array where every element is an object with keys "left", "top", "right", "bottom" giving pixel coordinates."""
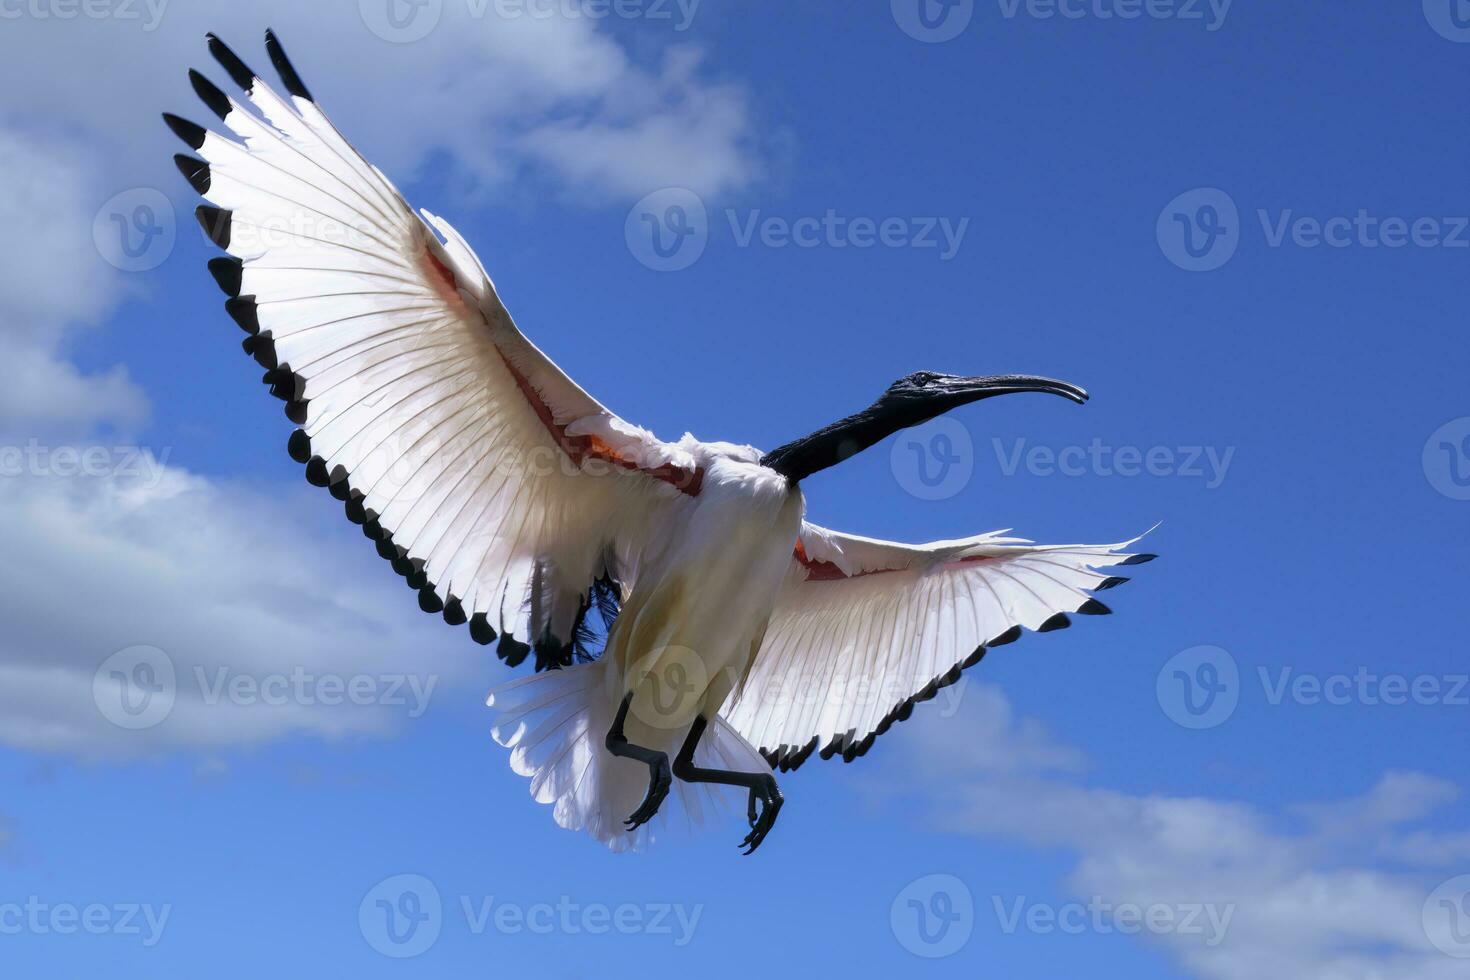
[
  {"left": 604, "top": 692, "right": 675, "bottom": 834},
  {"left": 625, "top": 755, "right": 672, "bottom": 831},
  {"left": 739, "top": 773, "right": 783, "bottom": 855}
]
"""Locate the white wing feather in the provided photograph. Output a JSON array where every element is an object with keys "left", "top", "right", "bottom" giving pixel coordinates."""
[
  {"left": 723, "top": 522, "right": 1154, "bottom": 767},
  {"left": 173, "top": 34, "right": 698, "bottom": 665}
]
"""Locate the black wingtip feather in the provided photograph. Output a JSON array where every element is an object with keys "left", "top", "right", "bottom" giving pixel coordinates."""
[
  {"left": 304, "top": 456, "right": 330, "bottom": 487},
  {"left": 287, "top": 430, "right": 312, "bottom": 464},
  {"left": 242, "top": 333, "right": 277, "bottom": 370},
  {"left": 163, "top": 113, "right": 206, "bottom": 149},
  {"left": 1038, "top": 612, "right": 1071, "bottom": 633},
  {"left": 418, "top": 588, "right": 444, "bottom": 614},
  {"left": 207, "top": 257, "right": 242, "bottom": 296},
  {"left": 344, "top": 491, "right": 367, "bottom": 524},
  {"left": 264, "top": 29, "right": 313, "bottom": 101},
  {"left": 498, "top": 633, "right": 531, "bottom": 668},
  {"left": 1095, "top": 576, "right": 1130, "bottom": 591},
  {"left": 173, "top": 154, "right": 211, "bottom": 194},
  {"left": 989, "top": 625, "right": 1022, "bottom": 647},
  {"left": 1077, "top": 599, "right": 1112, "bottom": 616},
  {"left": 1121, "top": 553, "right": 1158, "bottom": 566},
  {"left": 224, "top": 296, "right": 259, "bottom": 334},
  {"left": 195, "top": 205, "right": 232, "bottom": 248},
  {"left": 188, "top": 69, "right": 232, "bottom": 120},
  {"left": 443, "top": 598, "right": 467, "bottom": 627},
  {"left": 206, "top": 33, "right": 256, "bottom": 91},
  {"left": 469, "top": 613, "right": 497, "bottom": 646}
]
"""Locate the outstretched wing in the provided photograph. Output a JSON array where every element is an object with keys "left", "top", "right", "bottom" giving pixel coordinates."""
[
  {"left": 723, "top": 522, "right": 1154, "bottom": 769},
  {"left": 166, "top": 31, "right": 703, "bottom": 669}
]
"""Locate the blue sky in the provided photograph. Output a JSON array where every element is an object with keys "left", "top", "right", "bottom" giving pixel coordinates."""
[{"left": 1, "top": 2, "right": 1468, "bottom": 977}]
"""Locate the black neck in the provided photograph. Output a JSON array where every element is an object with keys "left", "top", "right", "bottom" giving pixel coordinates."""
[{"left": 760, "top": 405, "right": 914, "bottom": 483}]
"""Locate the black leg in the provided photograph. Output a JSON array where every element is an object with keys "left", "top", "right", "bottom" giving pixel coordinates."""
[
  {"left": 604, "top": 692, "right": 672, "bottom": 831},
  {"left": 673, "top": 715, "right": 783, "bottom": 855}
]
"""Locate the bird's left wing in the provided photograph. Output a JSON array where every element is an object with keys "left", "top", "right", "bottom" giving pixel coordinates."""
[
  {"left": 166, "top": 32, "right": 703, "bottom": 669},
  {"left": 722, "top": 522, "right": 1154, "bottom": 769}
]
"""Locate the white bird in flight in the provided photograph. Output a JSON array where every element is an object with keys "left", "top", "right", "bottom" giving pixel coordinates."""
[{"left": 167, "top": 31, "right": 1154, "bottom": 854}]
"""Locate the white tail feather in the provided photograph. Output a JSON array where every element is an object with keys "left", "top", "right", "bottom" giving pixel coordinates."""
[{"left": 487, "top": 660, "right": 768, "bottom": 851}]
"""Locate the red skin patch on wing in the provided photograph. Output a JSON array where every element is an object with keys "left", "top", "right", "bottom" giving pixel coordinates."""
[
  {"left": 794, "top": 540, "right": 853, "bottom": 581},
  {"left": 496, "top": 340, "right": 704, "bottom": 496},
  {"left": 420, "top": 246, "right": 470, "bottom": 316},
  {"left": 418, "top": 241, "right": 703, "bottom": 496},
  {"left": 794, "top": 540, "right": 994, "bottom": 581}
]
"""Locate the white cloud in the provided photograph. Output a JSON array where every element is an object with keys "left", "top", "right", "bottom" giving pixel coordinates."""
[
  {"left": 0, "top": 2, "right": 760, "bottom": 200},
  {"left": 0, "top": 465, "right": 475, "bottom": 758},
  {"left": 874, "top": 686, "right": 1470, "bottom": 980},
  {"left": 0, "top": 129, "right": 151, "bottom": 435}
]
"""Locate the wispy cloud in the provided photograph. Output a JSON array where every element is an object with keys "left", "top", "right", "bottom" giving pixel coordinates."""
[
  {"left": 0, "top": 3, "right": 762, "bottom": 200},
  {"left": 872, "top": 685, "right": 1470, "bottom": 979}
]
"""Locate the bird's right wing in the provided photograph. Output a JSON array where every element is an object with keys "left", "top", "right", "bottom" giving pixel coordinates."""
[
  {"left": 167, "top": 32, "right": 704, "bottom": 669},
  {"left": 723, "top": 522, "right": 1154, "bottom": 768}
]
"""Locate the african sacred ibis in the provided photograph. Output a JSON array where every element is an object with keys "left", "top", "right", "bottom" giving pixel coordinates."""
[{"left": 167, "top": 32, "right": 1154, "bottom": 854}]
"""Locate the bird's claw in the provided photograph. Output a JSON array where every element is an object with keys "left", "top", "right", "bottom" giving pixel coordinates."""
[
  {"left": 738, "top": 774, "right": 782, "bottom": 855},
  {"left": 624, "top": 757, "right": 671, "bottom": 831}
]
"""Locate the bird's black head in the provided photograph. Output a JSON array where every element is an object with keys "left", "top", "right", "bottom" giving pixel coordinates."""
[
  {"left": 761, "top": 370, "right": 1089, "bottom": 482},
  {"left": 876, "top": 371, "right": 1088, "bottom": 416}
]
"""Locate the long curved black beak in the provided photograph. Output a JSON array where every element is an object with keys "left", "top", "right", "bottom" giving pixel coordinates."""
[{"left": 944, "top": 374, "right": 1090, "bottom": 406}]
